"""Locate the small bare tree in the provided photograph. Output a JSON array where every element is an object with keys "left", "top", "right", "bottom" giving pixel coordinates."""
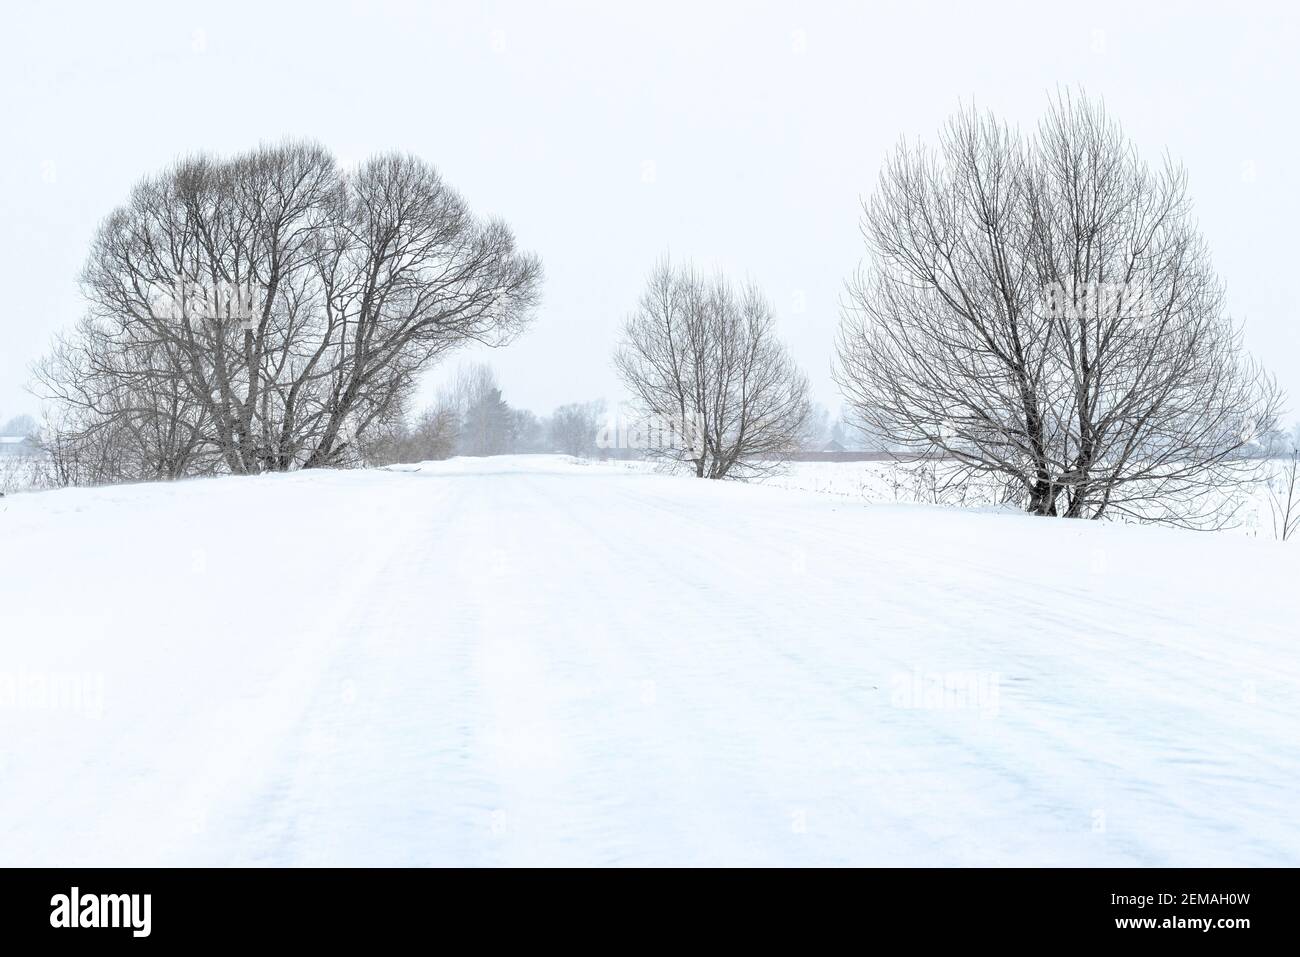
[
  {"left": 32, "top": 319, "right": 214, "bottom": 483},
  {"left": 836, "top": 93, "right": 1281, "bottom": 526},
  {"left": 549, "top": 400, "right": 605, "bottom": 457},
  {"left": 615, "top": 260, "right": 811, "bottom": 479}
]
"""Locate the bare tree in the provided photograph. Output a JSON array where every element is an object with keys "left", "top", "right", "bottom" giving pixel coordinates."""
[
  {"left": 35, "top": 143, "right": 540, "bottom": 484},
  {"left": 509, "top": 408, "right": 548, "bottom": 453},
  {"left": 446, "top": 363, "right": 513, "bottom": 456},
  {"left": 359, "top": 394, "right": 459, "bottom": 466},
  {"left": 799, "top": 403, "right": 834, "bottom": 452},
  {"left": 836, "top": 93, "right": 1281, "bottom": 526},
  {"left": 32, "top": 319, "right": 214, "bottom": 484},
  {"left": 303, "top": 154, "right": 540, "bottom": 467},
  {"left": 549, "top": 400, "right": 605, "bottom": 457},
  {"left": 615, "top": 260, "right": 811, "bottom": 479},
  {"left": 1268, "top": 449, "right": 1300, "bottom": 542}
]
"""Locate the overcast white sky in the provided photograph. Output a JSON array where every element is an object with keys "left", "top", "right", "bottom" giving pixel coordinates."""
[{"left": 1, "top": 0, "right": 1297, "bottom": 425}]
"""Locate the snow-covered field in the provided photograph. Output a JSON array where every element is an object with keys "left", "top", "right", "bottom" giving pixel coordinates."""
[
  {"left": 761, "top": 458, "right": 1293, "bottom": 537},
  {"left": 1, "top": 455, "right": 1297, "bottom": 866}
]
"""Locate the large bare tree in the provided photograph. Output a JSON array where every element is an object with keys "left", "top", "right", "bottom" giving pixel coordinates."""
[
  {"left": 35, "top": 143, "right": 540, "bottom": 482},
  {"left": 836, "top": 94, "right": 1281, "bottom": 526},
  {"left": 615, "top": 260, "right": 811, "bottom": 479}
]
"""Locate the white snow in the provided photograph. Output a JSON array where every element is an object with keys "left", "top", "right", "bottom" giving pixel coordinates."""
[
  {"left": 1, "top": 455, "right": 1297, "bottom": 866},
  {"left": 760, "top": 458, "right": 1290, "bottom": 537}
]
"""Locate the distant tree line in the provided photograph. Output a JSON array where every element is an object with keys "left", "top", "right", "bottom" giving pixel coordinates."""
[{"left": 361, "top": 362, "right": 608, "bottom": 466}]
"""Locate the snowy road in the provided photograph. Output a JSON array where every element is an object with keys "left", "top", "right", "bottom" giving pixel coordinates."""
[{"left": 2, "top": 456, "right": 1298, "bottom": 865}]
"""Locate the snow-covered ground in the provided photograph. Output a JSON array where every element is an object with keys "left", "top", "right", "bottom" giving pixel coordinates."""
[
  {"left": 1, "top": 455, "right": 1297, "bottom": 866},
  {"left": 761, "top": 457, "right": 1294, "bottom": 537}
]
